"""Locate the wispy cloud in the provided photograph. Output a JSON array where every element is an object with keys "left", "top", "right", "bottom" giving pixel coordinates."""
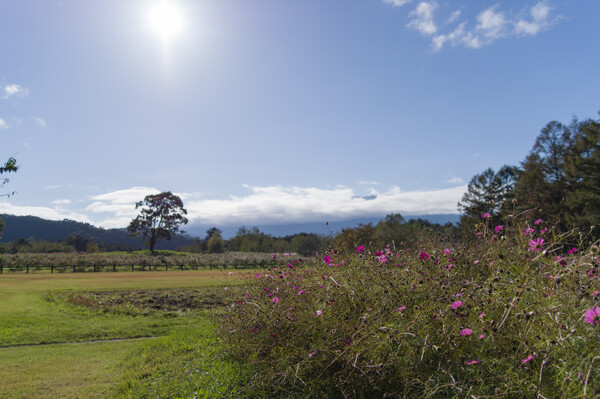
[
  {"left": 51, "top": 199, "right": 71, "bottom": 205},
  {"left": 407, "top": 1, "right": 438, "bottom": 36},
  {"left": 1, "top": 84, "right": 29, "bottom": 99},
  {"left": 447, "top": 177, "right": 464, "bottom": 184},
  {"left": 0, "top": 202, "right": 93, "bottom": 224},
  {"left": 34, "top": 117, "right": 46, "bottom": 127},
  {"left": 0, "top": 118, "right": 8, "bottom": 129},
  {"left": 383, "top": 0, "right": 412, "bottom": 7},
  {"left": 85, "top": 186, "right": 161, "bottom": 228},
  {"left": 515, "top": 1, "right": 555, "bottom": 36},
  {"left": 387, "top": 1, "right": 560, "bottom": 51}
]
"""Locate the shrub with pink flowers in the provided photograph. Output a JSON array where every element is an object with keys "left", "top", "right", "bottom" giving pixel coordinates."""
[{"left": 221, "top": 215, "right": 600, "bottom": 398}]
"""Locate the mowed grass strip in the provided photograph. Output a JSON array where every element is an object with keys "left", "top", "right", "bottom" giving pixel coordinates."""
[
  {"left": 0, "top": 339, "right": 145, "bottom": 399},
  {"left": 0, "top": 270, "right": 250, "bottom": 397},
  {"left": 0, "top": 271, "right": 236, "bottom": 346}
]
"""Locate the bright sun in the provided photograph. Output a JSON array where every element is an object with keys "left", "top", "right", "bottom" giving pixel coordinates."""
[{"left": 147, "top": 0, "right": 184, "bottom": 42}]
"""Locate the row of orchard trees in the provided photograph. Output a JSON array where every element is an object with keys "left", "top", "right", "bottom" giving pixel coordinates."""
[
  {"left": 176, "top": 227, "right": 331, "bottom": 256},
  {"left": 459, "top": 114, "right": 599, "bottom": 238}
]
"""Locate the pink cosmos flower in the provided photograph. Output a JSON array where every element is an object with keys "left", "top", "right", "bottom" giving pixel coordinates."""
[
  {"left": 584, "top": 307, "right": 600, "bottom": 325},
  {"left": 528, "top": 238, "right": 545, "bottom": 252},
  {"left": 443, "top": 249, "right": 451, "bottom": 254},
  {"left": 419, "top": 252, "right": 430, "bottom": 261},
  {"left": 478, "top": 334, "right": 485, "bottom": 339},
  {"left": 459, "top": 328, "right": 473, "bottom": 336},
  {"left": 398, "top": 305, "right": 407, "bottom": 312},
  {"left": 521, "top": 355, "right": 535, "bottom": 365},
  {"left": 272, "top": 297, "right": 279, "bottom": 303},
  {"left": 523, "top": 227, "right": 535, "bottom": 236},
  {"left": 452, "top": 300, "right": 463, "bottom": 310},
  {"left": 482, "top": 212, "right": 491, "bottom": 219},
  {"left": 534, "top": 219, "right": 543, "bottom": 225},
  {"left": 568, "top": 247, "right": 578, "bottom": 255},
  {"left": 356, "top": 245, "right": 365, "bottom": 253},
  {"left": 466, "top": 359, "right": 481, "bottom": 365},
  {"left": 315, "top": 310, "right": 323, "bottom": 316},
  {"left": 495, "top": 225, "right": 503, "bottom": 233},
  {"left": 323, "top": 255, "right": 332, "bottom": 264}
]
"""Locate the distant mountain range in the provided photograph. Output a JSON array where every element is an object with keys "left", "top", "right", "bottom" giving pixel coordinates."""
[
  {"left": 0, "top": 213, "right": 461, "bottom": 245},
  {"left": 0, "top": 214, "right": 195, "bottom": 250}
]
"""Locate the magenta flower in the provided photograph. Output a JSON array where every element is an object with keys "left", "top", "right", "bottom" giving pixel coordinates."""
[
  {"left": 315, "top": 310, "right": 323, "bottom": 316},
  {"left": 459, "top": 328, "right": 473, "bottom": 336},
  {"left": 356, "top": 245, "right": 365, "bottom": 253},
  {"left": 308, "top": 351, "right": 317, "bottom": 358},
  {"left": 452, "top": 300, "right": 463, "bottom": 310},
  {"left": 495, "top": 225, "right": 503, "bottom": 233},
  {"left": 535, "top": 218, "right": 543, "bottom": 225},
  {"left": 465, "top": 359, "right": 481, "bottom": 365},
  {"left": 481, "top": 212, "right": 491, "bottom": 219},
  {"left": 398, "top": 305, "right": 406, "bottom": 312},
  {"left": 568, "top": 247, "right": 578, "bottom": 255},
  {"left": 521, "top": 355, "right": 535, "bottom": 365},
  {"left": 478, "top": 334, "right": 485, "bottom": 339},
  {"left": 272, "top": 297, "right": 279, "bottom": 303},
  {"left": 523, "top": 227, "right": 535, "bottom": 236},
  {"left": 419, "top": 252, "right": 430, "bottom": 261},
  {"left": 584, "top": 307, "right": 600, "bottom": 325},
  {"left": 323, "top": 255, "right": 332, "bottom": 264},
  {"left": 528, "top": 238, "right": 545, "bottom": 252},
  {"left": 443, "top": 248, "right": 451, "bottom": 254}
]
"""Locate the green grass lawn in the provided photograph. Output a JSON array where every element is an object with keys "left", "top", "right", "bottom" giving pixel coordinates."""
[
  {"left": 0, "top": 339, "right": 145, "bottom": 398},
  {"left": 0, "top": 271, "right": 244, "bottom": 398}
]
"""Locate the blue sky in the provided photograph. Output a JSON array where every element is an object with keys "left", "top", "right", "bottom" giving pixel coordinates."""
[{"left": 1, "top": 0, "right": 598, "bottom": 231}]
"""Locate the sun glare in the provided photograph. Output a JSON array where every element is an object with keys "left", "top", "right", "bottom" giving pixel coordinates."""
[{"left": 147, "top": 0, "right": 184, "bottom": 42}]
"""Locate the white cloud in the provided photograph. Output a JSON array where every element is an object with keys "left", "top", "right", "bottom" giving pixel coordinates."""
[
  {"left": 85, "top": 186, "right": 161, "bottom": 228},
  {"left": 0, "top": 202, "right": 93, "bottom": 224},
  {"left": 447, "top": 177, "right": 464, "bottom": 184},
  {"left": 515, "top": 1, "right": 554, "bottom": 36},
  {"left": 402, "top": 1, "right": 560, "bottom": 51},
  {"left": 1, "top": 84, "right": 29, "bottom": 99},
  {"left": 407, "top": 1, "right": 438, "bottom": 36},
  {"left": 51, "top": 199, "right": 71, "bottom": 205},
  {"left": 0, "top": 184, "right": 468, "bottom": 230},
  {"left": 383, "top": 0, "right": 412, "bottom": 7},
  {"left": 0, "top": 118, "right": 8, "bottom": 129},
  {"left": 34, "top": 117, "right": 46, "bottom": 127},
  {"left": 476, "top": 6, "right": 508, "bottom": 40},
  {"left": 184, "top": 184, "right": 465, "bottom": 226},
  {"left": 447, "top": 9, "right": 461, "bottom": 24}
]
